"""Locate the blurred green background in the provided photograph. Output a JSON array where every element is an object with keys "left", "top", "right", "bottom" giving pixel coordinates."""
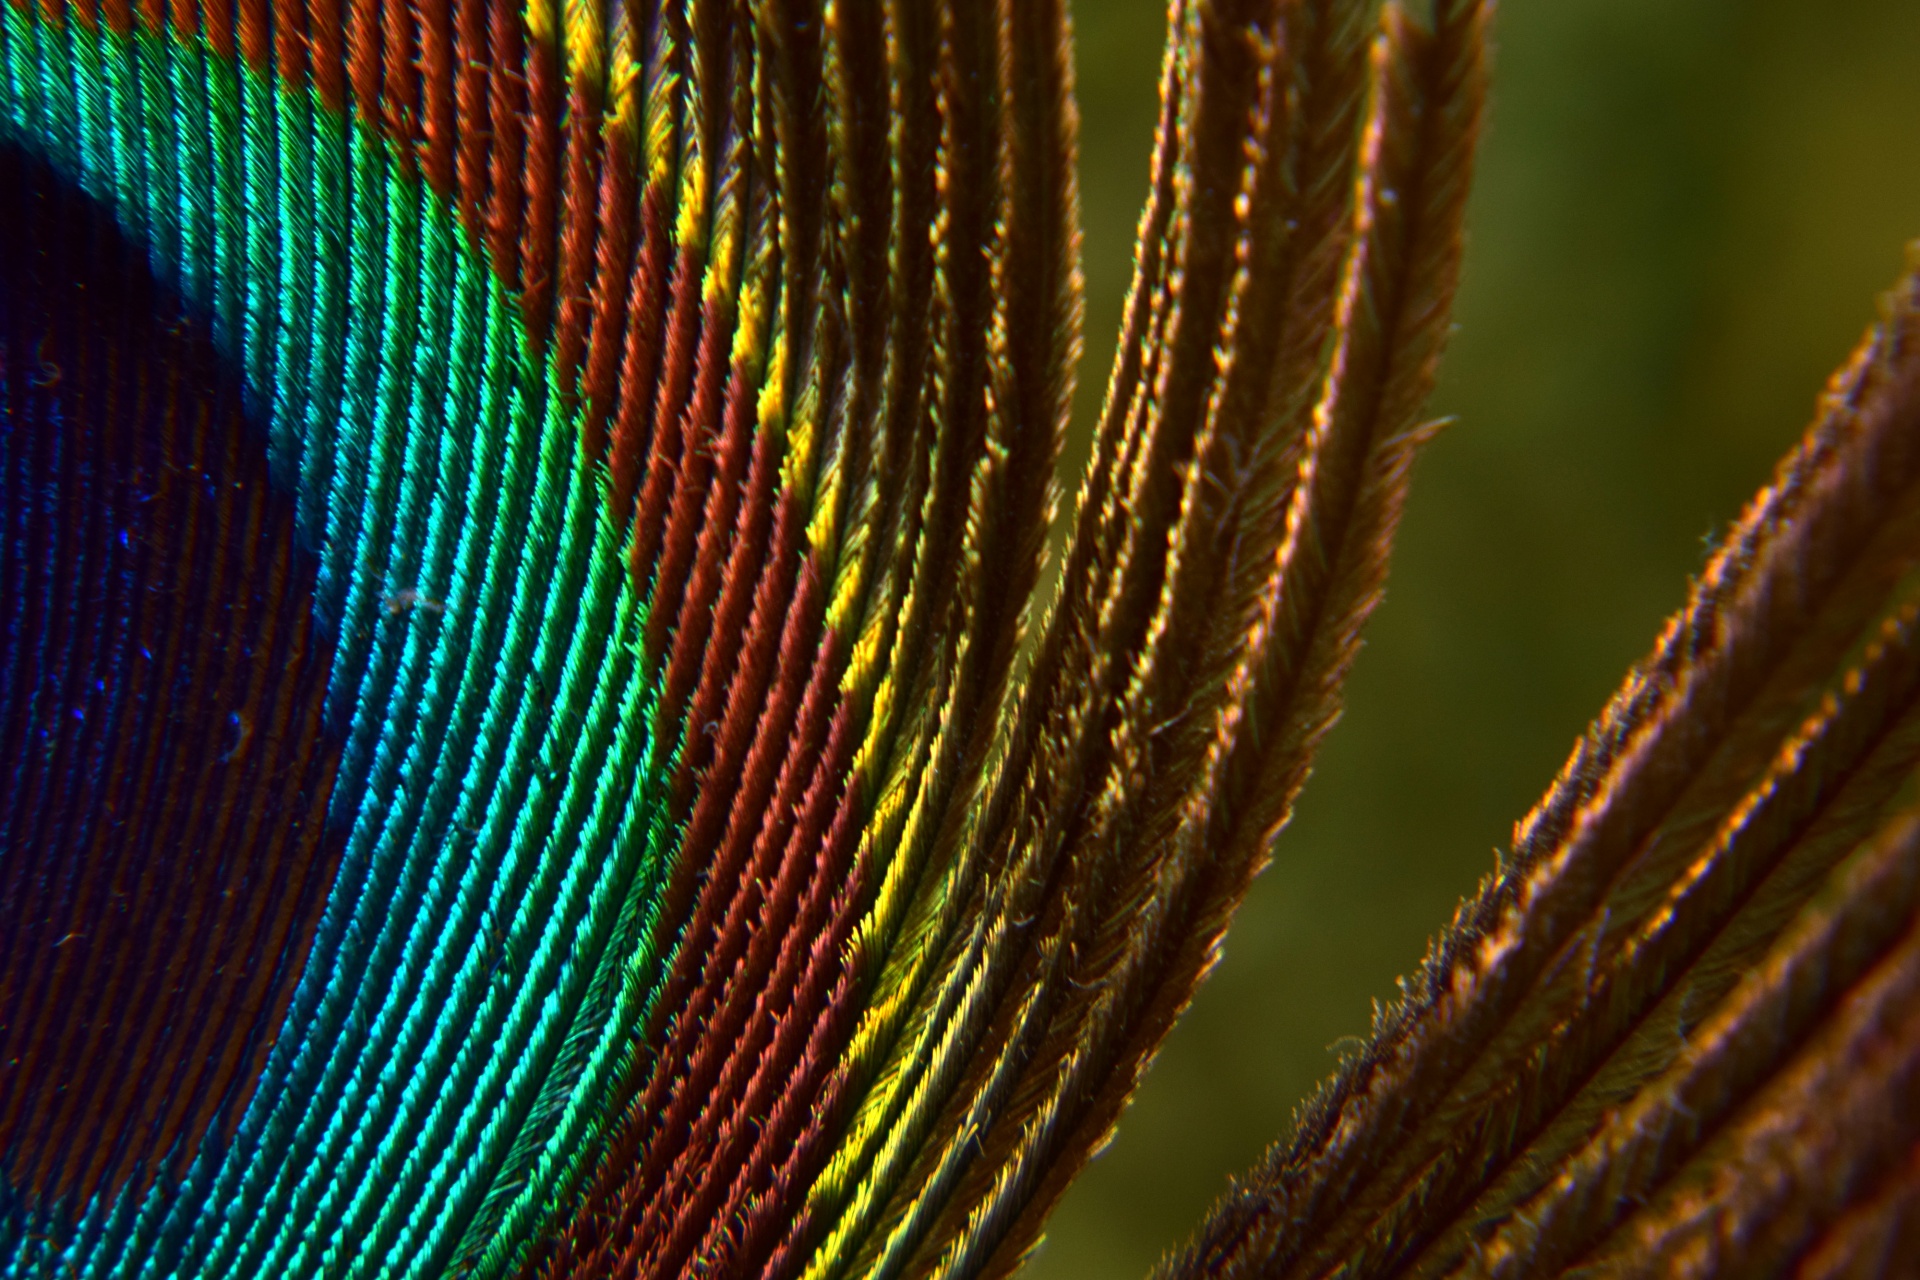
[{"left": 1025, "top": 1, "right": 1920, "bottom": 1276}]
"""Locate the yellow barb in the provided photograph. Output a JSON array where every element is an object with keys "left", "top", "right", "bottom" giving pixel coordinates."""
[{"left": 562, "top": 0, "right": 606, "bottom": 102}]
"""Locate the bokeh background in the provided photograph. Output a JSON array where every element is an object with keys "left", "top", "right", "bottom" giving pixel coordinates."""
[{"left": 1025, "top": 1, "right": 1920, "bottom": 1276}]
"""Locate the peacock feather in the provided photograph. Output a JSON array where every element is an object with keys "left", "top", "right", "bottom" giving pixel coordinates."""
[{"left": 2, "top": 0, "right": 1917, "bottom": 1277}]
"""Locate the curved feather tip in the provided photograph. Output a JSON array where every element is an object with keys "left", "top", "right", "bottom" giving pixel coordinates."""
[{"left": 4, "top": 0, "right": 1911, "bottom": 1278}]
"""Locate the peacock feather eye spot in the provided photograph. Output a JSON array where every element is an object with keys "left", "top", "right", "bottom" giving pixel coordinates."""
[{"left": 3, "top": 2, "right": 1918, "bottom": 1278}]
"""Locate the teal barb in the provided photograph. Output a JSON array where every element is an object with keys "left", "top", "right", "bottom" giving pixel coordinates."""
[{"left": 0, "top": 0, "right": 1486, "bottom": 1278}]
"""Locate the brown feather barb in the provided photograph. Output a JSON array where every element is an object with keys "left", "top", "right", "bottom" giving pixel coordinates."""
[
  {"left": 1162, "top": 250, "right": 1920, "bottom": 1280},
  {"left": 819, "top": 1, "right": 1491, "bottom": 1276}
]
